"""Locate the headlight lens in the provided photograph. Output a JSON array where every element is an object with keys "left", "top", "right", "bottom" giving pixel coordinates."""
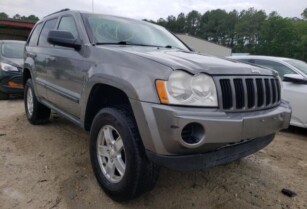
[
  {"left": 156, "top": 70, "right": 218, "bottom": 107},
  {"left": 0, "top": 62, "right": 18, "bottom": 72}
]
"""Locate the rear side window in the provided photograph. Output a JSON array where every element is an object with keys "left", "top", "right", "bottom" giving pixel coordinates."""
[
  {"left": 28, "top": 23, "right": 43, "bottom": 46},
  {"left": 253, "top": 59, "right": 296, "bottom": 78},
  {"left": 58, "top": 16, "right": 78, "bottom": 38},
  {"left": 38, "top": 18, "right": 58, "bottom": 47}
]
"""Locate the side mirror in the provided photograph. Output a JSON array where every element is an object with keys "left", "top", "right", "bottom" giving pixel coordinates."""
[
  {"left": 47, "top": 30, "right": 81, "bottom": 50},
  {"left": 283, "top": 74, "right": 307, "bottom": 84}
]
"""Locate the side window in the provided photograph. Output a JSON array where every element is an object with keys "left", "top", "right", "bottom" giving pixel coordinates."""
[
  {"left": 28, "top": 23, "right": 43, "bottom": 46},
  {"left": 38, "top": 18, "right": 57, "bottom": 47},
  {"left": 58, "top": 16, "right": 79, "bottom": 38},
  {"left": 253, "top": 59, "right": 296, "bottom": 78}
]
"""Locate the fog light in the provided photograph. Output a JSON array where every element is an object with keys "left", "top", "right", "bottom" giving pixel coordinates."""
[{"left": 181, "top": 123, "right": 204, "bottom": 145}]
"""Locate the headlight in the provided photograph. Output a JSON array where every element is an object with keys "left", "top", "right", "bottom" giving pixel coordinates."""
[
  {"left": 156, "top": 70, "right": 218, "bottom": 107},
  {"left": 0, "top": 62, "right": 18, "bottom": 72}
]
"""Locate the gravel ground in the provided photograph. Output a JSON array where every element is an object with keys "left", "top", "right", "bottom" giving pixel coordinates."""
[{"left": 0, "top": 99, "right": 306, "bottom": 209}]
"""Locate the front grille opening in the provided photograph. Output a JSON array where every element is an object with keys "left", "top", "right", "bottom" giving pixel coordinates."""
[
  {"left": 264, "top": 79, "right": 271, "bottom": 105},
  {"left": 234, "top": 79, "right": 244, "bottom": 109},
  {"left": 217, "top": 76, "right": 280, "bottom": 112},
  {"left": 220, "top": 79, "right": 233, "bottom": 109},
  {"left": 256, "top": 78, "right": 264, "bottom": 107},
  {"left": 181, "top": 123, "right": 204, "bottom": 145},
  {"left": 246, "top": 79, "right": 255, "bottom": 108},
  {"left": 271, "top": 79, "right": 277, "bottom": 103}
]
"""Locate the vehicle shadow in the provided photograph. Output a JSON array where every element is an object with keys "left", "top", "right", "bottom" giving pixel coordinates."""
[{"left": 281, "top": 126, "right": 307, "bottom": 136}]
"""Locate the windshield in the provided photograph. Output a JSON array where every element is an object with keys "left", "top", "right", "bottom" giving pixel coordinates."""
[
  {"left": 82, "top": 14, "right": 189, "bottom": 50},
  {"left": 284, "top": 59, "right": 307, "bottom": 75},
  {"left": 1, "top": 42, "right": 25, "bottom": 59}
]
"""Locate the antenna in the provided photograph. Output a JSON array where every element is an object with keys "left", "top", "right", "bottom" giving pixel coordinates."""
[{"left": 92, "top": 0, "right": 94, "bottom": 12}]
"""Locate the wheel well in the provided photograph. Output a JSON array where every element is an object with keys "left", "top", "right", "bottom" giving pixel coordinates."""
[
  {"left": 84, "top": 84, "right": 133, "bottom": 131},
  {"left": 23, "top": 68, "right": 31, "bottom": 85}
]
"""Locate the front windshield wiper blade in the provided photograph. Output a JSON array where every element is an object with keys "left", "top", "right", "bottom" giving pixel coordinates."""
[{"left": 95, "top": 41, "right": 160, "bottom": 47}]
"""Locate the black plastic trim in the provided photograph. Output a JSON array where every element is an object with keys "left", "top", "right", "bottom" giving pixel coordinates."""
[{"left": 146, "top": 134, "right": 274, "bottom": 171}]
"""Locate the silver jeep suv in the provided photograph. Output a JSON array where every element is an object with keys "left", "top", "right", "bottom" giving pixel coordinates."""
[{"left": 23, "top": 9, "right": 291, "bottom": 201}]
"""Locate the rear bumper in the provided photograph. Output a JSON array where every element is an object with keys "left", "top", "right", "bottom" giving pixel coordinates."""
[{"left": 146, "top": 134, "right": 274, "bottom": 171}]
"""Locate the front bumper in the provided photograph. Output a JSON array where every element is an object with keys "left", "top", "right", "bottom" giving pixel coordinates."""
[
  {"left": 131, "top": 99, "right": 291, "bottom": 156},
  {"left": 0, "top": 71, "right": 23, "bottom": 94},
  {"left": 146, "top": 134, "right": 274, "bottom": 171}
]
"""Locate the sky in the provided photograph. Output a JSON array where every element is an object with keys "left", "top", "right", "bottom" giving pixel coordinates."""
[{"left": 1, "top": 0, "right": 306, "bottom": 20}]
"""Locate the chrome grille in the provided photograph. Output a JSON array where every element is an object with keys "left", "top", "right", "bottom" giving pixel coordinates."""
[{"left": 215, "top": 76, "right": 281, "bottom": 111}]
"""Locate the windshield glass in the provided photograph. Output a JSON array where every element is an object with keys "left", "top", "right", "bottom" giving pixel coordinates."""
[
  {"left": 1, "top": 42, "right": 25, "bottom": 59},
  {"left": 82, "top": 14, "right": 189, "bottom": 50},
  {"left": 284, "top": 59, "right": 307, "bottom": 75}
]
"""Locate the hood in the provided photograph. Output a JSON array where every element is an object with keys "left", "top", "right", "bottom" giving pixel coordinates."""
[
  {"left": 0, "top": 57, "right": 24, "bottom": 70},
  {"left": 98, "top": 46, "right": 275, "bottom": 76}
]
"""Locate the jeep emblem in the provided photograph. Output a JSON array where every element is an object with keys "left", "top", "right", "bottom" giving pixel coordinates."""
[{"left": 251, "top": 69, "right": 261, "bottom": 74}]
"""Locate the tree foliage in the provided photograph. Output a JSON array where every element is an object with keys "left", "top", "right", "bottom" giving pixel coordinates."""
[
  {"left": 153, "top": 8, "right": 307, "bottom": 62},
  {"left": 0, "top": 11, "right": 39, "bottom": 22}
]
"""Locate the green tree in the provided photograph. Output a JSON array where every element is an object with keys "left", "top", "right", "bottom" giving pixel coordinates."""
[
  {"left": 13, "top": 14, "right": 21, "bottom": 19},
  {"left": 0, "top": 12, "right": 9, "bottom": 19},
  {"left": 186, "top": 10, "right": 201, "bottom": 35},
  {"left": 234, "top": 8, "right": 267, "bottom": 53},
  {"left": 257, "top": 14, "right": 299, "bottom": 58},
  {"left": 176, "top": 13, "right": 186, "bottom": 33},
  {"left": 301, "top": 8, "right": 307, "bottom": 19}
]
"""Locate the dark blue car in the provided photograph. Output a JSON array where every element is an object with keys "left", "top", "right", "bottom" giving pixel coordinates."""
[{"left": 0, "top": 40, "right": 25, "bottom": 99}]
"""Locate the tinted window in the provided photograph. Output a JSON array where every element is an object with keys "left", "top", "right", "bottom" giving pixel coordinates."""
[
  {"left": 38, "top": 18, "right": 57, "bottom": 47},
  {"left": 253, "top": 59, "right": 296, "bottom": 78},
  {"left": 29, "top": 23, "right": 43, "bottom": 46},
  {"left": 58, "top": 16, "right": 78, "bottom": 38},
  {"left": 1, "top": 43, "right": 25, "bottom": 58}
]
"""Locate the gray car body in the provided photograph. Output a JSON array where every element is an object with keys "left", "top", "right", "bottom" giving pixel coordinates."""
[{"left": 24, "top": 10, "right": 291, "bottom": 170}]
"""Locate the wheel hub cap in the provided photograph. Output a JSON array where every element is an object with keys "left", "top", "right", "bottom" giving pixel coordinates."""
[
  {"left": 27, "top": 87, "right": 33, "bottom": 116},
  {"left": 97, "top": 125, "right": 126, "bottom": 183}
]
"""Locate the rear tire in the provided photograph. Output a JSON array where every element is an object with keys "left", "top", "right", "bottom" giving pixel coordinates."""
[
  {"left": 90, "top": 106, "right": 159, "bottom": 202},
  {"left": 0, "top": 92, "right": 9, "bottom": 100},
  {"left": 24, "top": 79, "right": 51, "bottom": 125}
]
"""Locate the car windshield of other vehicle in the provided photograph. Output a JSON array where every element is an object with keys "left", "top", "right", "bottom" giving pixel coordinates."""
[
  {"left": 284, "top": 59, "right": 307, "bottom": 75},
  {"left": 82, "top": 14, "right": 189, "bottom": 51},
  {"left": 1, "top": 43, "right": 24, "bottom": 59}
]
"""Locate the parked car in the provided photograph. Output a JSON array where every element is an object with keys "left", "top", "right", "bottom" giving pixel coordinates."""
[
  {"left": 0, "top": 40, "right": 25, "bottom": 99},
  {"left": 230, "top": 55, "right": 307, "bottom": 128},
  {"left": 23, "top": 9, "right": 291, "bottom": 201}
]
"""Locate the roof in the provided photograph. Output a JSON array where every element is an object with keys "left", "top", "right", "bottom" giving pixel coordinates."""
[
  {"left": 0, "top": 19, "right": 35, "bottom": 29},
  {"left": 175, "top": 33, "right": 232, "bottom": 50}
]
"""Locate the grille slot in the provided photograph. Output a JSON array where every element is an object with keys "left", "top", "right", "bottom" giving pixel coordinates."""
[
  {"left": 217, "top": 76, "right": 280, "bottom": 112},
  {"left": 234, "top": 79, "right": 244, "bottom": 109},
  {"left": 220, "top": 79, "right": 233, "bottom": 109}
]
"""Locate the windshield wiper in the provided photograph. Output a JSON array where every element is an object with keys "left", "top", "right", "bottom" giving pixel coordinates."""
[{"left": 95, "top": 41, "right": 160, "bottom": 47}]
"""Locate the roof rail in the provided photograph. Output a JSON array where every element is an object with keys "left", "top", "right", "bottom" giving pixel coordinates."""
[{"left": 44, "top": 8, "right": 70, "bottom": 18}]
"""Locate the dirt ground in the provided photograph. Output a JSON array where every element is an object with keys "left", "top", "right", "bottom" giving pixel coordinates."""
[{"left": 0, "top": 99, "right": 306, "bottom": 209}]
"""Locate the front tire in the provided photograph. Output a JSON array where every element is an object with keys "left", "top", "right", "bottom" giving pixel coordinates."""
[
  {"left": 24, "top": 79, "right": 51, "bottom": 124},
  {"left": 90, "top": 107, "right": 159, "bottom": 202}
]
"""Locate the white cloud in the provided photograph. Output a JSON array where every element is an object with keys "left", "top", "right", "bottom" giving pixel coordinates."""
[{"left": 0, "top": 0, "right": 306, "bottom": 20}]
